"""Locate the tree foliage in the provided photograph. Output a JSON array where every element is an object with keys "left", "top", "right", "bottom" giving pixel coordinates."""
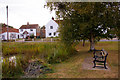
[
  {"left": 0, "top": 23, "right": 13, "bottom": 28},
  {"left": 45, "top": 2, "right": 120, "bottom": 51}
]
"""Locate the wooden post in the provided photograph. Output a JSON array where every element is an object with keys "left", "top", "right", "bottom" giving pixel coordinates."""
[{"left": 6, "top": 5, "right": 9, "bottom": 42}]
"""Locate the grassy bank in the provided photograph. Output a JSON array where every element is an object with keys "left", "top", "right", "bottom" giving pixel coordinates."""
[
  {"left": 45, "top": 41, "right": 118, "bottom": 78},
  {"left": 2, "top": 42, "right": 75, "bottom": 77}
]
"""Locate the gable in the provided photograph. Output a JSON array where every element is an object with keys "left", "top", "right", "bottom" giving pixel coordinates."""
[{"left": 45, "top": 20, "right": 59, "bottom": 28}]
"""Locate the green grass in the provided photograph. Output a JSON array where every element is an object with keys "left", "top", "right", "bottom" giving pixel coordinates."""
[
  {"left": 45, "top": 41, "right": 118, "bottom": 78},
  {"left": 2, "top": 42, "right": 75, "bottom": 63},
  {"left": 2, "top": 41, "right": 118, "bottom": 78},
  {"left": 95, "top": 41, "right": 118, "bottom": 51},
  {"left": 2, "top": 42, "right": 75, "bottom": 78},
  {"left": 35, "top": 38, "right": 60, "bottom": 41}
]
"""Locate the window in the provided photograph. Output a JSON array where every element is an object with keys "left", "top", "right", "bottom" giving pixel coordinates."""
[
  {"left": 49, "top": 33, "right": 51, "bottom": 36},
  {"left": 21, "top": 29, "right": 23, "bottom": 32},
  {"left": 50, "top": 26, "right": 53, "bottom": 29},
  {"left": 21, "top": 34, "right": 23, "bottom": 36},
  {"left": 2, "top": 35, "right": 5, "bottom": 39},
  {"left": 30, "top": 29, "right": 33, "bottom": 31},
  {"left": 11, "top": 34, "right": 16, "bottom": 38},
  {"left": 54, "top": 32, "right": 56, "bottom": 36}
]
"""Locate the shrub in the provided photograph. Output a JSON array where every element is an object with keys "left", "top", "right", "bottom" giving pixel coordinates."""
[
  {"left": 2, "top": 57, "right": 24, "bottom": 77},
  {"left": 30, "top": 34, "right": 34, "bottom": 39}
]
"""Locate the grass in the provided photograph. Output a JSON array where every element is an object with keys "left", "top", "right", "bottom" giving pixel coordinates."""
[
  {"left": 45, "top": 41, "right": 118, "bottom": 78},
  {"left": 2, "top": 41, "right": 118, "bottom": 78},
  {"left": 2, "top": 56, "right": 24, "bottom": 78},
  {"left": 3, "top": 42, "right": 75, "bottom": 63},
  {"left": 2, "top": 42, "right": 75, "bottom": 78},
  {"left": 35, "top": 38, "right": 60, "bottom": 41}
]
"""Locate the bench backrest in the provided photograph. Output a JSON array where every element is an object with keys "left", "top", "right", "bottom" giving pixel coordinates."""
[{"left": 93, "top": 49, "right": 108, "bottom": 61}]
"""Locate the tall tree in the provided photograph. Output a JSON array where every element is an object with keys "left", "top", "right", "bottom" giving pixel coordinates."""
[{"left": 45, "top": 2, "right": 120, "bottom": 51}]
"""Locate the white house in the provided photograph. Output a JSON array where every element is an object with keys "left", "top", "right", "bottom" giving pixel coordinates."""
[
  {"left": 0, "top": 27, "right": 19, "bottom": 40},
  {"left": 45, "top": 17, "right": 60, "bottom": 38},
  {"left": 19, "top": 22, "right": 40, "bottom": 39}
]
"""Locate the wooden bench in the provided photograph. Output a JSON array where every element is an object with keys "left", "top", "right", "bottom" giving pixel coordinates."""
[{"left": 93, "top": 49, "right": 108, "bottom": 69}]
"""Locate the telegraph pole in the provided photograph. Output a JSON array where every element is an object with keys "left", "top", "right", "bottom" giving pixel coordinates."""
[{"left": 6, "top": 5, "right": 9, "bottom": 42}]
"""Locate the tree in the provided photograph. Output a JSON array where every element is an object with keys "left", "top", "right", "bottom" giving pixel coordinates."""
[
  {"left": 30, "top": 34, "right": 34, "bottom": 39},
  {"left": 41, "top": 25, "right": 45, "bottom": 29},
  {"left": 0, "top": 23, "right": 13, "bottom": 28},
  {"left": 45, "top": 2, "right": 120, "bottom": 51}
]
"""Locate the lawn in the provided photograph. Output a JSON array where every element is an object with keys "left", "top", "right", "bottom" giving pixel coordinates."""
[
  {"left": 1, "top": 41, "right": 118, "bottom": 78},
  {"left": 45, "top": 41, "right": 118, "bottom": 78}
]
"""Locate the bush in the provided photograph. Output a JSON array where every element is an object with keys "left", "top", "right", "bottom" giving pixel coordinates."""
[
  {"left": 25, "top": 39, "right": 32, "bottom": 41},
  {"left": 37, "top": 36, "right": 40, "bottom": 38},
  {"left": 30, "top": 34, "right": 34, "bottom": 39},
  {"left": 2, "top": 40, "right": 15, "bottom": 42},
  {"left": 2, "top": 57, "right": 24, "bottom": 77}
]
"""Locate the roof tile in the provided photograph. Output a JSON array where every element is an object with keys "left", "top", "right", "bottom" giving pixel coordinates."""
[{"left": 20, "top": 24, "right": 39, "bottom": 29}]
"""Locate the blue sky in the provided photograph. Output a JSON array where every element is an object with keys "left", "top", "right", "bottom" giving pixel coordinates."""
[{"left": 0, "top": 0, "right": 55, "bottom": 29}]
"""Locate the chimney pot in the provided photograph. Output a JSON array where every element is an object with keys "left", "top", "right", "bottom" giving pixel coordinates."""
[
  {"left": 52, "top": 17, "right": 54, "bottom": 20},
  {"left": 27, "top": 22, "right": 29, "bottom": 27}
]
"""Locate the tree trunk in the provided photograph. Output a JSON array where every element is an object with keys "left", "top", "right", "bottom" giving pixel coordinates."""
[
  {"left": 89, "top": 35, "right": 95, "bottom": 51},
  {"left": 82, "top": 39, "right": 85, "bottom": 47}
]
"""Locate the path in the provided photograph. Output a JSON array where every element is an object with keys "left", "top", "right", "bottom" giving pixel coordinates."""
[
  {"left": 45, "top": 51, "right": 116, "bottom": 78},
  {"left": 82, "top": 57, "right": 110, "bottom": 71}
]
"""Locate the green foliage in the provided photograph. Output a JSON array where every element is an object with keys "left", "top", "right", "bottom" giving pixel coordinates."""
[
  {"left": 30, "top": 34, "right": 34, "bottom": 39},
  {"left": 45, "top": 2, "right": 120, "bottom": 50},
  {"left": 46, "top": 43, "right": 75, "bottom": 63},
  {"left": 2, "top": 57, "right": 24, "bottom": 77},
  {"left": 2, "top": 42, "right": 75, "bottom": 63},
  {"left": 2, "top": 42, "right": 75, "bottom": 77},
  {"left": 0, "top": 23, "right": 13, "bottom": 28},
  {"left": 41, "top": 25, "right": 45, "bottom": 29}
]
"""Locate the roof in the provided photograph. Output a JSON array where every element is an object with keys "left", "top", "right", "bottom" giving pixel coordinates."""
[
  {"left": 1, "top": 27, "right": 19, "bottom": 33},
  {"left": 54, "top": 20, "right": 63, "bottom": 24},
  {"left": 20, "top": 24, "right": 39, "bottom": 29},
  {"left": 51, "top": 17, "right": 63, "bottom": 24}
]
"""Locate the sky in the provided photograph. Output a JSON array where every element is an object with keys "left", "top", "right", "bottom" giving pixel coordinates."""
[{"left": 0, "top": 0, "right": 56, "bottom": 29}]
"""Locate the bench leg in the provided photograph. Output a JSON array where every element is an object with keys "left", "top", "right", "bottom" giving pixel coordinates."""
[
  {"left": 104, "top": 62, "right": 107, "bottom": 69},
  {"left": 93, "top": 60, "right": 96, "bottom": 68}
]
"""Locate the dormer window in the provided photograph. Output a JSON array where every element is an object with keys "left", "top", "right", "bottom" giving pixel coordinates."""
[
  {"left": 50, "top": 26, "right": 53, "bottom": 29},
  {"left": 30, "top": 29, "right": 33, "bottom": 31}
]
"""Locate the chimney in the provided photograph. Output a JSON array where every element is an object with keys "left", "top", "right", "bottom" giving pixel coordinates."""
[
  {"left": 52, "top": 17, "right": 54, "bottom": 20},
  {"left": 27, "top": 22, "right": 29, "bottom": 26}
]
